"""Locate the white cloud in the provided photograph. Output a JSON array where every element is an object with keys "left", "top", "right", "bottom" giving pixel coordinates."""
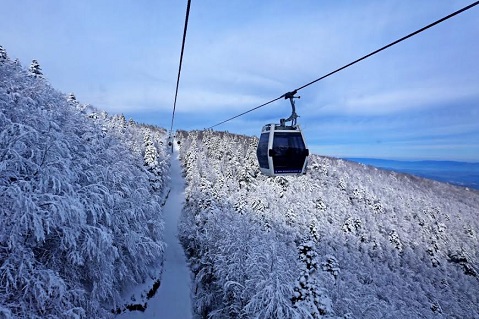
[
  {"left": 82, "top": 82, "right": 268, "bottom": 115},
  {"left": 338, "top": 84, "right": 479, "bottom": 116},
  {"left": 2, "top": 0, "right": 478, "bottom": 161}
]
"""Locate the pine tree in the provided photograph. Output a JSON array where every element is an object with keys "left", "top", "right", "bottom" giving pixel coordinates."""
[
  {"left": 0, "top": 45, "right": 7, "bottom": 62},
  {"left": 143, "top": 133, "right": 163, "bottom": 191},
  {"left": 67, "top": 92, "right": 76, "bottom": 103},
  {"left": 29, "top": 59, "right": 43, "bottom": 77},
  {"left": 144, "top": 134, "right": 158, "bottom": 169},
  {"left": 66, "top": 92, "right": 78, "bottom": 107},
  {"left": 292, "top": 240, "right": 335, "bottom": 318}
]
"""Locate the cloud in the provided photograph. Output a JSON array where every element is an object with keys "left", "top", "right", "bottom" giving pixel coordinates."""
[
  {"left": 337, "top": 84, "right": 479, "bottom": 116},
  {"left": 2, "top": 0, "right": 478, "bottom": 161},
  {"left": 81, "top": 82, "right": 269, "bottom": 115}
]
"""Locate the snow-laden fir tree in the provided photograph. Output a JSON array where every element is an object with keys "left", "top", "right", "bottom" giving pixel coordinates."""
[
  {"left": 1, "top": 53, "right": 169, "bottom": 318},
  {"left": 292, "top": 240, "right": 335, "bottom": 318},
  {"left": 143, "top": 133, "right": 164, "bottom": 191},
  {"left": 0, "top": 45, "right": 7, "bottom": 61},
  {"left": 144, "top": 133, "right": 156, "bottom": 164},
  {"left": 66, "top": 92, "right": 81, "bottom": 110},
  {"left": 28, "top": 59, "right": 43, "bottom": 77},
  {"left": 67, "top": 92, "right": 77, "bottom": 103}
]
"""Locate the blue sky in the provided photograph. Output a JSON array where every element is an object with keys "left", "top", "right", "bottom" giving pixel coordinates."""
[{"left": 2, "top": 1, "right": 478, "bottom": 161}]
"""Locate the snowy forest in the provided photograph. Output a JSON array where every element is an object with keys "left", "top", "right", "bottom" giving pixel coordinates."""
[
  {"left": 2, "top": 45, "right": 479, "bottom": 318},
  {"left": 176, "top": 130, "right": 479, "bottom": 318},
  {"left": 1, "top": 47, "right": 170, "bottom": 318}
]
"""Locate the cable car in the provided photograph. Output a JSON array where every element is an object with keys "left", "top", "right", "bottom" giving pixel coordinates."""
[{"left": 256, "top": 91, "right": 309, "bottom": 176}]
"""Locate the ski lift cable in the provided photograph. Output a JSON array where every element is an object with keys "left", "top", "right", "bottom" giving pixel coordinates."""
[
  {"left": 207, "top": 96, "right": 284, "bottom": 129},
  {"left": 293, "top": 0, "right": 479, "bottom": 93},
  {"left": 207, "top": 0, "right": 479, "bottom": 130},
  {"left": 169, "top": 0, "right": 192, "bottom": 136}
]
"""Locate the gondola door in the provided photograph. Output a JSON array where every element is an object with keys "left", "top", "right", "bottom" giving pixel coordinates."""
[{"left": 270, "top": 130, "right": 308, "bottom": 174}]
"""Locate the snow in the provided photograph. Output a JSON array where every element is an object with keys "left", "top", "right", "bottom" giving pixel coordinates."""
[{"left": 118, "top": 145, "right": 192, "bottom": 319}]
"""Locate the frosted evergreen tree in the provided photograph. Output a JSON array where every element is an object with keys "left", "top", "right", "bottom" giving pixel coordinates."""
[
  {"left": 144, "top": 133, "right": 158, "bottom": 169},
  {"left": 309, "top": 222, "right": 320, "bottom": 242},
  {"left": 28, "top": 59, "right": 43, "bottom": 77},
  {"left": 321, "top": 255, "right": 340, "bottom": 280},
  {"left": 0, "top": 57, "right": 169, "bottom": 318},
  {"left": 0, "top": 45, "right": 7, "bottom": 62},
  {"left": 68, "top": 92, "right": 87, "bottom": 113},
  {"left": 292, "top": 240, "right": 335, "bottom": 318},
  {"left": 67, "top": 92, "right": 76, "bottom": 103},
  {"left": 66, "top": 92, "right": 81, "bottom": 109},
  {"left": 144, "top": 133, "right": 163, "bottom": 191},
  {"left": 119, "top": 114, "right": 127, "bottom": 127}
]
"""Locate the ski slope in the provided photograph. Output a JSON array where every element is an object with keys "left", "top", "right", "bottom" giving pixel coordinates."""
[{"left": 119, "top": 146, "right": 192, "bottom": 318}]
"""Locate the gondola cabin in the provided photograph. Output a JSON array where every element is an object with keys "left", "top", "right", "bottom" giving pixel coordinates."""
[{"left": 256, "top": 123, "right": 309, "bottom": 176}]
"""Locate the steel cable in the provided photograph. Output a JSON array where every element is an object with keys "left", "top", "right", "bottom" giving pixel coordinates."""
[
  {"left": 207, "top": 1, "right": 479, "bottom": 129},
  {"left": 170, "top": 0, "right": 192, "bottom": 135}
]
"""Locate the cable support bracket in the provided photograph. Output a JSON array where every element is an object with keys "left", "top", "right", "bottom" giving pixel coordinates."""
[{"left": 280, "top": 90, "right": 300, "bottom": 127}]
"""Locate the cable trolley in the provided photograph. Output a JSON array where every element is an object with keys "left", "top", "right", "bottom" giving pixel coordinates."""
[{"left": 256, "top": 91, "right": 309, "bottom": 176}]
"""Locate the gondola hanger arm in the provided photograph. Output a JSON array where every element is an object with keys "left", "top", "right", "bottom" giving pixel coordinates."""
[{"left": 280, "top": 91, "right": 301, "bottom": 127}]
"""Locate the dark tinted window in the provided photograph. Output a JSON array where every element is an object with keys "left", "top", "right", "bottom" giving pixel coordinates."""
[
  {"left": 257, "top": 133, "right": 270, "bottom": 169},
  {"left": 272, "top": 132, "right": 307, "bottom": 173},
  {"left": 272, "top": 132, "right": 305, "bottom": 150}
]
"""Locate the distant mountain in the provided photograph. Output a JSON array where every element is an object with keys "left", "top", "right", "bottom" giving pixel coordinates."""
[{"left": 346, "top": 158, "right": 479, "bottom": 190}]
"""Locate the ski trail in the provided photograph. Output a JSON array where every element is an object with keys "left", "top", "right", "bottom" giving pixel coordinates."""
[
  {"left": 118, "top": 147, "right": 192, "bottom": 318},
  {"left": 152, "top": 147, "right": 193, "bottom": 318}
]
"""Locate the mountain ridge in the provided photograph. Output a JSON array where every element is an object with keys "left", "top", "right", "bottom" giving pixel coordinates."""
[{"left": 346, "top": 157, "right": 479, "bottom": 189}]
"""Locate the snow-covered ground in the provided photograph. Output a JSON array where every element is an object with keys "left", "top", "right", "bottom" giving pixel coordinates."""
[{"left": 118, "top": 146, "right": 192, "bottom": 319}]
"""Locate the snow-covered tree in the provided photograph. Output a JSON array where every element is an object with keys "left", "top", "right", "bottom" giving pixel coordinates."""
[
  {"left": 67, "top": 92, "right": 76, "bottom": 102},
  {"left": 13, "top": 58, "right": 21, "bottom": 67},
  {"left": 0, "top": 45, "right": 7, "bottom": 62},
  {"left": 28, "top": 59, "right": 43, "bottom": 77},
  {"left": 176, "top": 128, "right": 479, "bottom": 318},
  {"left": 291, "top": 240, "right": 336, "bottom": 318},
  {"left": 1, "top": 52, "right": 169, "bottom": 318}
]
